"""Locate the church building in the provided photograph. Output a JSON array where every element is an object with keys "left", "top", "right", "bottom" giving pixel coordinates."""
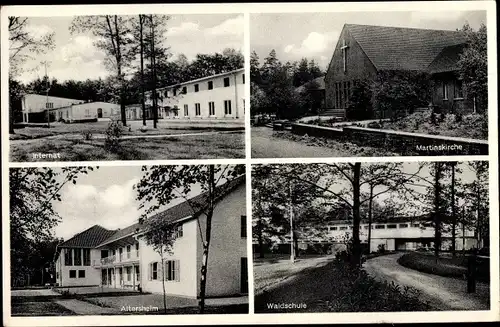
[{"left": 324, "top": 24, "right": 479, "bottom": 118}]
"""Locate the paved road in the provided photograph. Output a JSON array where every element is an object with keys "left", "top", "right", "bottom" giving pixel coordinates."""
[
  {"left": 364, "top": 253, "right": 490, "bottom": 311},
  {"left": 251, "top": 127, "right": 346, "bottom": 158}
]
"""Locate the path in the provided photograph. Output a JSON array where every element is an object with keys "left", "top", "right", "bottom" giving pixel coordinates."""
[
  {"left": 54, "top": 299, "right": 121, "bottom": 315},
  {"left": 251, "top": 127, "right": 347, "bottom": 158},
  {"left": 364, "top": 253, "right": 490, "bottom": 311}
]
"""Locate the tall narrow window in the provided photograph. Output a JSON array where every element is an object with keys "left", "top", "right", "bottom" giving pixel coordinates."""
[
  {"left": 241, "top": 215, "right": 247, "bottom": 238},
  {"left": 242, "top": 74, "right": 245, "bottom": 84},
  {"left": 442, "top": 81, "right": 448, "bottom": 100},
  {"left": 119, "top": 248, "right": 123, "bottom": 261},
  {"left": 454, "top": 79, "right": 464, "bottom": 99},
  {"left": 126, "top": 245, "right": 131, "bottom": 259},
  {"left": 223, "top": 77, "right": 230, "bottom": 87},
  {"left": 182, "top": 86, "right": 187, "bottom": 94},
  {"left": 64, "top": 248, "right": 73, "bottom": 266},
  {"left": 184, "top": 104, "right": 189, "bottom": 116},
  {"left": 165, "top": 260, "right": 180, "bottom": 281},
  {"left": 208, "top": 102, "right": 215, "bottom": 116},
  {"left": 224, "top": 100, "right": 232, "bottom": 115},
  {"left": 195, "top": 103, "right": 201, "bottom": 116},
  {"left": 83, "top": 249, "right": 90, "bottom": 266},
  {"left": 194, "top": 84, "right": 199, "bottom": 92},
  {"left": 208, "top": 81, "right": 213, "bottom": 90},
  {"left": 74, "top": 249, "right": 82, "bottom": 266},
  {"left": 152, "top": 262, "right": 158, "bottom": 280}
]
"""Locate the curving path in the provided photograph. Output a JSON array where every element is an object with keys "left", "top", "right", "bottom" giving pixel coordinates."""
[{"left": 364, "top": 253, "right": 490, "bottom": 311}]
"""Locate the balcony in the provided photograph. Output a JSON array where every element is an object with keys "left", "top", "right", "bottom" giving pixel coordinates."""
[
  {"left": 101, "top": 255, "right": 116, "bottom": 265},
  {"left": 100, "top": 251, "right": 139, "bottom": 266}
]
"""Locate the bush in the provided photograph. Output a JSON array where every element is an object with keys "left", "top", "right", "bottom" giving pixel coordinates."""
[
  {"left": 346, "top": 80, "right": 373, "bottom": 121},
  {"left": 81, "top": 130, "right": 93, "bottom": 142},
  {"left": 104, "top": 120, "right": 123, "bottom": 153},
  {"left": 377, "top": 243, "right": 386, "bottom": 254}
]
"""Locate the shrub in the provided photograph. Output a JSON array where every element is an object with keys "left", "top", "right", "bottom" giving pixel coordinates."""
[
  {"left": 104, "top": 120, "right": 123, "bottom": 153},
  {"left": 377, "top": 244, "right": 386, "bottom": 254},
  {"left": 81, "top": 130, "right": 93, "bottom": 142},
  {"left": 346, "top": 80, "right": 373, "bottom": 121}
]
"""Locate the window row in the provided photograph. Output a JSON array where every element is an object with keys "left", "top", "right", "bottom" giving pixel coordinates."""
[
  {"left": 177, "top": 100, "right": 233, "bottom": 117},
  {"left": 442, "top": 79, "right": 464, "bottom": 100},
  {"left": 64, "top": 248, "right": 91, "bottom": 266},
  {"left": 163, "top": 73, "right": 245, "bottom": 97},
  {"left": 101, "top": 243, "right": 140, "bottom": 262},
  {"left": 327, "top": 222, "right": 433, "bottom": 231},
  {"left": 148, "top": 260, "right": 180, "bottom": 282},
  {"left": 69, "top": 269, "right": 86, "bottom": 278}
]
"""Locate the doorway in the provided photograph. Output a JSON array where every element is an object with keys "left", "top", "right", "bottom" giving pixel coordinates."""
[
  {"left": 97, "top": 108, "right": 103, "bottom": 118},
  {"left": 240, "top": 257, "right": 248, "bottom": 293}
]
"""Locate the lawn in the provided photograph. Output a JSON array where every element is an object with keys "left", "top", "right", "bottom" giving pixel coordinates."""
[
  {"left": 366, "top": 112, "right": 488, "bottom": 140},
  {"left": 11, "top": 300, "right": 76, "bottom": 316},
  {"left": 10, "top": 131, "right": 245, "bottom": 161}
]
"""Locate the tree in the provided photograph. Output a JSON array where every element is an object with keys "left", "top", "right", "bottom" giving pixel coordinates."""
[
  {"left": 463, "top": 161, "right": 489, "bottom": 248},
  {"left": 346, "top": 80, "right": 373, "bottom": 121},
  {"left": 457, "top": 23, "right": 487, "bottom": 112},
  {"left": 135, "top": 164, "right": 245, "bottom": 313},
  {"left": 9, "top": 167, "right": 95, "bottom": 286},
  {"left": 131, "top": 15, "right": 148, "bottom": 126},
  {"left": 8, "top": 16, "right": 55, "bottom": 133},
  {"left": 70, "top": 15, "right": 135, "bottom": 126}
]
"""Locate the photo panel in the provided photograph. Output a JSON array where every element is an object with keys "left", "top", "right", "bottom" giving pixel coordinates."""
[
  {"left": 251, "top": 160, "right": 491, "bottom": 313},
  {"left": 250, "top": 11, "right": 489, "bottom": 158},
  {"left": 8, "top": 13, "right": 246, "bottom": 162},
  {"left": 8, "top": 164, "right": 248, "bottom": 316}
]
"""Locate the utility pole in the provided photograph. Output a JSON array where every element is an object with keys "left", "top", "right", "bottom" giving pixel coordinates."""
[{"left": 41, "top": 61, "right": 51, "bottom": 128}]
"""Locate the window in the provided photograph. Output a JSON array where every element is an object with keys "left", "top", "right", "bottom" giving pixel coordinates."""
[
  {"left": 387, "top": 224, "right": 397, "bottom": 229},
  {"left": 173, "top": 89, "right": 177, "bottom": 96},
  {"left": 399, "top": 224, "right": 409, "bottom": 228},
  {"left": 165, "top": 260, "right": 180, "bottom": 282},
  {"left": 126, "top": 267, "right": 131, "bottom": 281},
  {"left": 442, "top": 81, "right": 448, "bottom": 100},
  {"left": 126, "top": 245, "right": 131, "bottom": 259},
  {"left": 78, "top": 270, "right": 85, "bottom": 278},
  {"left": 56, "top": 272, "right": 59, "bottom": 279},
  {"left": 135, "top": 266, "right": 140, "bottom": 281},
  {"left": 174, "top": 107, "right": 179, "bottom": 117},
  {"left": 149, "top": 262, "right": 158, "bottom": 280},
  {"left": 423, "top": 222, "right": 432, "bottom": 228},
  {"left": 241, "top": 215, "right": 247, "bottom": 238},
  {"left": 119, "top": 248, "right": 123, "bottom": 261},
  {"left": 364, "top": 226, "right": 370, "bottom": 229},
  {"left": 83, "top": 249, "right": 90, "bottom": 266},
  {"left": 69, "top": 270, "right": 76, "bottom": 278},
  {"left": 331, "top": 226, "right": 338, "bottom": 231},
  {"left": 411, "top": 223, "right": 420, "bottom": 228},
  {"left": 73, "top": 248, "right": 82, "bottom": 266},
  {"left": 64, "top": 249, "right": 73, "bottom": 266},
  {"left": 208, "top": 81, "right": 213, "bottom": 90},
  {"left": 208, "top": 102, "right": 215, "bottom": 116},
  {"left": 184, "top": 104, "right": 189, "bottom": 116},
  {"left": 174, "top": 225, "right": 183, "bottom": 238},
  {"left": 242, "top": 74, "right": 245, "bottom": 84},
  {"left": 223, "top": 77, "right": 230, "bottom": 87},
  {"left": 224, "top": 100, "right": 232, "bottom": 115},
  {"left": 374, "top": 225, "right": 385, "bottom": 229},
  {"left": 66, "top": 111, "right": 69, "bottom": 118},
  {"left": 339, "top": 226, "right": 348, "bottom": 230},
  {"left": 45, "top": 102, "right": 54, "bottom": 109},
  {"left": 195, "top": 103, "right": 201, "bottom": 116},
  {"left": 454, "top": 79, "right": 464, "bottom": 99},
  {"left": 182, "top": 86, "right": 187, "bottom": 94},
  {"left": 135, "top": 243, "right": 139, "bottom": 257},
  {"left": 164, "top": 90, "right": 169, "bottom": 98},
  {"left": 194, "top": 84, "right": 199, "bottom": 92}
]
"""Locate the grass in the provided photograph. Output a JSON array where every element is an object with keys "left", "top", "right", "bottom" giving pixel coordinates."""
[
  {"left": 397, "top": 252, "right": 490, "bottom": 283},
  {"left": 255, "top": 260, "right": 432, "bottom": 313},
  {"left": 10, "top": 131, "right": 245, "bottom": 161},
  {"left": 367, "top": 112, "right": 488, "bottom": 140},
  {"left": 11, "top": 300, "right": 76, "bottom": 316}
]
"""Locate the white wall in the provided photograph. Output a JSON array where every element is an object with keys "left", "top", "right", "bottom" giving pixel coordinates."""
[
  {"left": 54, "top": 102, "right": 120, "bottom": 122},
  {"left": 196, "top": 182, "right": 247, "bottom": 297},
  {"left": 139, "top": 219, "right": 199, "bottom": 298},
  {"left": 57, "top": 248, "right": 101, "bottom": 287},
  {"left": 147, "top": 70, "right": 245, "bottom": 121},
  {"left": 22, "top": 94, "right": 84, "bottom": 113}
]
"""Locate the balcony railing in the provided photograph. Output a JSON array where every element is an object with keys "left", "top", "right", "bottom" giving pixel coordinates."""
[
  {"left": 100, "top": 251, "right": 139, "bottom": 265},
  {"left": 101, "top": 255, "right": 116, "bottom": 265}
]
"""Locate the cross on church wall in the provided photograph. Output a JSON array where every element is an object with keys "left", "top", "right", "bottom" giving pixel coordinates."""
[{"left": 340, "top": 39, "right": 349, "bottom": 72}]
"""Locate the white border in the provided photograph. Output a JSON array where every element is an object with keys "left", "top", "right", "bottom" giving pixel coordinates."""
[{"left": 2, "top": 1, "right": 499, "bottom": 326}]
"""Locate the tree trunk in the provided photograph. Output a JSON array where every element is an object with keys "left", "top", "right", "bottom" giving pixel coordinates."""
[
  {"left": 150, "top": 15, "right": 158, "bottom": 129},
  {"left": 367, "top": 185, "right": 374, "bottom": 254},
  {"left": 257, "top": 192, "right": 265, "bottom": 258},
  {"left": 160, "top": 246, "right": 167, "bottom": 313},
  {"left": 199, "top": 166, "right": 215, "bottom": 314},
  {"left": 351, "top": 163, "right": 361, "bottom": 268},
  {"left": 433, "top": 162, "right": 442, "bottom": 258},
  {"left": 476, "top": 185, "right": 481, "bottom": 248},
  {"left": 139, "top": 15, "right": 146, "bottom": 126},
  {"left": 114, "top": 15, "right": 127, "bottom": 127},
  {"left": 451, "top": 163, "right": 456, "bottom": 256}
]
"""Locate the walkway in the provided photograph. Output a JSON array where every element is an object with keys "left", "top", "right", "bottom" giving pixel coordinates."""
[
  {"left": 364, "top": 253, "right": 490, "bottom": 311},
  {"left": 54, "top": 299, "right": 121, "bottom": 315}
]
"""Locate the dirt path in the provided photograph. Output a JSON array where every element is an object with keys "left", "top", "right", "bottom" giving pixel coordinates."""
[
  {"left": 251, "top": 127, "right": 348, "bottom": 158},
  {"left": 364, "top": 253, "right": 490, "bottom": 311}
]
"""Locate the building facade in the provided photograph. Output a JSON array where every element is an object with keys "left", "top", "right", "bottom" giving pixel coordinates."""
[
  {"left": 21, "top": 94, "right": 85, "bottom": 123},
  {"left": 324, "top": 24, "right": 478, "bottom": 117},
  {"left": 143, "top": 69, "right": 245, "bottom": 122},
  {"left": 54, "top": 176, "right": 247, "bottom": 298}
]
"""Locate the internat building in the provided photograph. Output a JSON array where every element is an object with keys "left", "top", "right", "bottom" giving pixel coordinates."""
[
  {"left": 136, "top": 68, "right": 245, "bottom": 122},
  {"left": 21, "top": 94, "right": 120, "bottom": 123},
  {"left": 54, "top": 176, "right": 248, "bottom": 298},
  {"left": 324, "top": 24, "right": 480, "bottom": 118}
]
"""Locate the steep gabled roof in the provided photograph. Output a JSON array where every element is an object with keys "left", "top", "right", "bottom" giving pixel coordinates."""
[
  {"left": 345, "top": 24, "right": 466, "bottom": 71},
  {"left": 427, "top": 43, "right": 466, "bottom": 74},
  {"left": 96, "top": 222, "right": 142, "bottom": 248},
  {"left": 58, "top": 225, "right": 116, "bottom": 248}
]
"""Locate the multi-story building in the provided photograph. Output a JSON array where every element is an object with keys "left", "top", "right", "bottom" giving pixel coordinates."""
[
  {"left": 142, "top": 68, "right": 245, "bottom": 122},
  {"left": 54, "top": 175, "right": 248, "bottom": 298}
]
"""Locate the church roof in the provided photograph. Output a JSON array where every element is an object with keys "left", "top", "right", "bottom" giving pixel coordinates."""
[
  {"left": 427, "top": 43, "right": 466, "bottom": 74},
  {"left": 345, "top": 24, "right": 467, "bottom": 71}
]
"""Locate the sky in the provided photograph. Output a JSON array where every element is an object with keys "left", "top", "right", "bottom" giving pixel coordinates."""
[
  {"left": 251, "top": 10, "right": 487, "bottom": 70},
  {"left": 14, "top": 14, "right": 243, "bottom": 84},
  {"left": 51, "top": 166, "right": 204, "bottom": 240}
]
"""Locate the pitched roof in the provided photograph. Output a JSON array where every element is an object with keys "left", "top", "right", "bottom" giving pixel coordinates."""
[
  {"left": 345, "top": 24, "right": 466, "bottom": 71},
  {"left": 97, "top": 174, "right": 246, "bottom": 246},
  {"left": 58, "top": 225, "right": 116, "bottom": 248},
  {"left": 427, "top": 43, "right": 466, "bottom": 74}
]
